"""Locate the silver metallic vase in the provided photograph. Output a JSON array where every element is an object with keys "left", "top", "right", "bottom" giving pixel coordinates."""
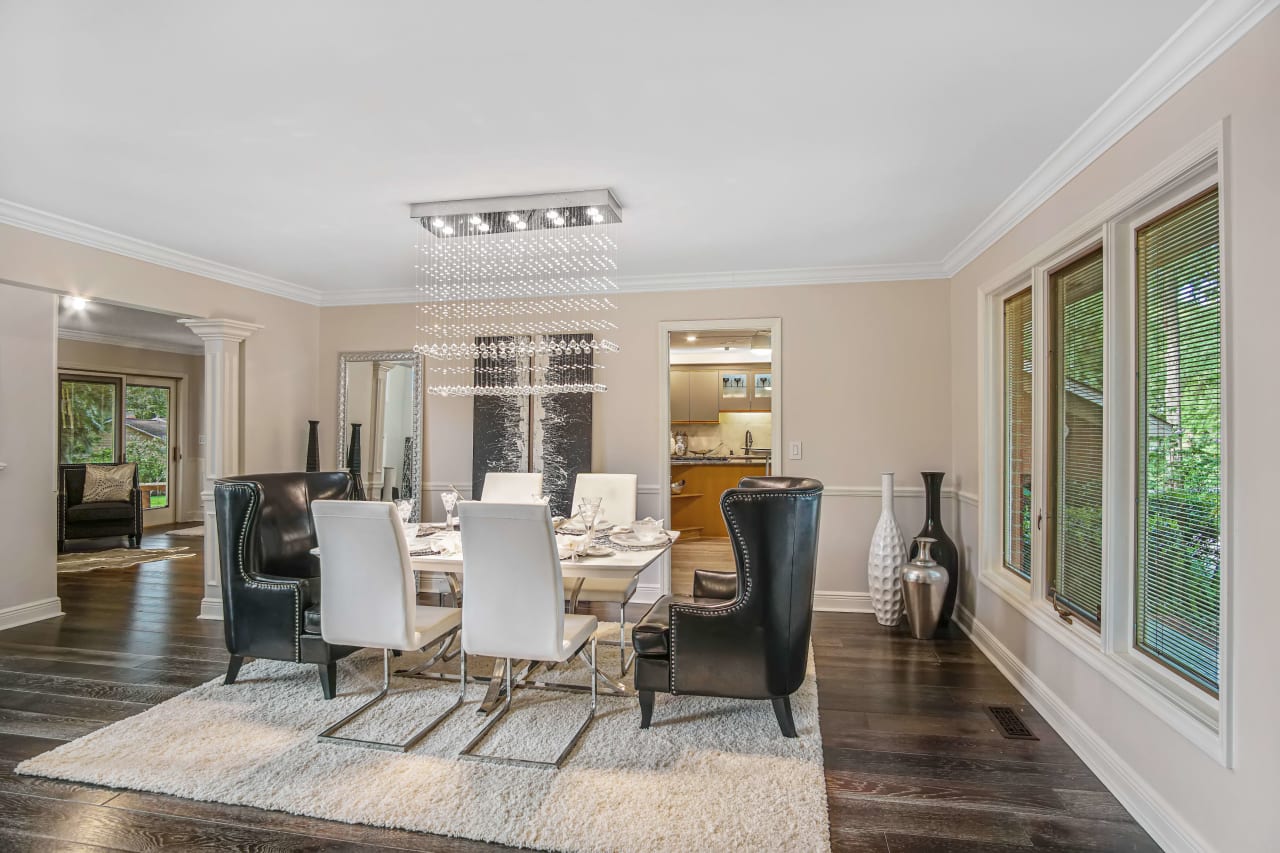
[{"left": 902, "top": 537, "right": 949, "bottom": 640}]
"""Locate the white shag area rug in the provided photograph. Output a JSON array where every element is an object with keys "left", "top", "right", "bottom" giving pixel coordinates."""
[{"left": 18, "top": 625, "right": 830, "bottom": 853}]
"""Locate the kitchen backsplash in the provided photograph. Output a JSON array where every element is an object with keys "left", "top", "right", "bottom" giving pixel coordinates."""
[{"left": 672, "top": 412, "right": 773, "bottom": 456}]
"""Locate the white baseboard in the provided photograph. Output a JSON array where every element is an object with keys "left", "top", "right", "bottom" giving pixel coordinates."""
[
  {"left": 0, "top": 596, "right": 64, "bottom": 630},
  {"left": 198, "top": 597, "right": 224, "bottom": 621},
  {"left": 955, "top": 606, "right": 1212, "bottom": 853},
  {"left": 813, "top": 590, "right": 872, "bottom": 613},
  {"left": 631, "top": 585, "right": 662, "bottom": 607}
]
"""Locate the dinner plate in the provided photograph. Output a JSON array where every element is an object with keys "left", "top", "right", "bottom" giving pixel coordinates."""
[
  {"left": 583, "top": 545, "right": 615, "bottom": 558},
  {"left": 609, "top": 531, "right": 670, "bottom": 548}
]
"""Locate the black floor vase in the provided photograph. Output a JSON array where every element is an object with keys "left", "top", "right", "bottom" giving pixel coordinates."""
[
  {"left": 909, "top": 471, "right": 959, "bottom": 625},
  {"left": 305, "top": 420, "right": 320, "bottom": 472},
  {"left": 346, "top": 423, "right": 366, "bottom": 501}
]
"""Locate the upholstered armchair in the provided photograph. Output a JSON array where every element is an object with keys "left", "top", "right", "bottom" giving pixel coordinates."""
[
  {"left": 213, "top": 472, "right": 360, "bottom": 699},
  {"left": 58, "top": 464, "right": 143, "bottom": 551},
  {"left": 632, "top": 476, "right": 823, "bottom": 737}
]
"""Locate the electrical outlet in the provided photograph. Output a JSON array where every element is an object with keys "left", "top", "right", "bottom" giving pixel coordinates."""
[
  {"left": 788, "top": 440, "right": 803, "bottom": 460},
  {"left": 198, "top": 434, "right": 207, "bottom": 446}
]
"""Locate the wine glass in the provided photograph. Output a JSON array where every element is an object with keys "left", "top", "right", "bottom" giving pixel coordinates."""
[
  {"left": 441, "top": 490, "right": 459, "bottom": 530},
  {"left": 577, "top": 496, "right": 603, "bottom": 545}
]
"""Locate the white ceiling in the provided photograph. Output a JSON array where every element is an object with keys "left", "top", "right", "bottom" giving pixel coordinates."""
[{"left": 0, "top": 1, "right": 1242, "bottom": 305}]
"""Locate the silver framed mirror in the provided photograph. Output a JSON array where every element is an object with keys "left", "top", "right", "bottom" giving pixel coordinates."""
[{"left": 337, "top": 350, "right": 424, "bottom": 522}]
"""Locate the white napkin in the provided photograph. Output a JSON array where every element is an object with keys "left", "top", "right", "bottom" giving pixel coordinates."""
[
  {"left": 556, "top": 534, "right": 588, "bottom": 559},
  {"left": 427, "top": 531, "right": 461, "bottom": 556}
]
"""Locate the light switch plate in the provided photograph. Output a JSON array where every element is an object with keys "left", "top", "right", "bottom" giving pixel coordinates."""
[{"left": 788, "top": 440, "right": 803, "bottom": 460}]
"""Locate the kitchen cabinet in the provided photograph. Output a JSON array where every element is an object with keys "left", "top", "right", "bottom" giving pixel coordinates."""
[
  {"left": 670, "top": 368, "right": 719, "bottom": 423},
  {"left": 669, "top": 369, "right": 690, "bottom": 422},
  {"left": 719, "top": 369, "right": 773, "bottom": 412}
]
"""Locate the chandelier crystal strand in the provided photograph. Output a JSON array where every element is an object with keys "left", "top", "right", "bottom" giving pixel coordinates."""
[{"left": 412, "top": 192, "right": 620, "bottom": 397}]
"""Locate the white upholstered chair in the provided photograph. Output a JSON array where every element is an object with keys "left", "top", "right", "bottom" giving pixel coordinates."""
[
  {"left": 480, "top": 471, "right": 544, "bottom": 503},
  {"left": 457, "top": 500, "right": 597, "bottom": 768},
  {"left": 312, "top": 500, "right": 465, "bottom": 752},
  {"left": 565, "top": 473, "right": 639, "bottom": 674}
]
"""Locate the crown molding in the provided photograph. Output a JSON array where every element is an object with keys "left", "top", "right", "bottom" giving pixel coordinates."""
[
  {"left": 0, "top": 198, "right": 324, "bottom": 305},
  {"left": 57, "top": 327, "right": 203, "bottom": 357},
  {"left": 315, "top": 262, "right": 950, "bottom": 306},
  {"left": 941, "top": 0, "right": 1279, "bottom": 276}
]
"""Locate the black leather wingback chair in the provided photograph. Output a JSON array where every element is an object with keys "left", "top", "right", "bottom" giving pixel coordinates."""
[
  {"left": 632, "top": 476, "right": 823, "bottom": 737},
  {"left": 58, "top": 464, "right": 143, "bottom": 551},
  {"left": 214, "top": 472, "right": 360, "bottom": 699}
]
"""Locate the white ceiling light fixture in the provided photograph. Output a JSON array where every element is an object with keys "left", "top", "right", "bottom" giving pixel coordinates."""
[
  {"left": 64, "top": 295, "right": 88, "bottom": 311},
  {"left": 411, "top": 189, "right": 623, "bottom": 397}
]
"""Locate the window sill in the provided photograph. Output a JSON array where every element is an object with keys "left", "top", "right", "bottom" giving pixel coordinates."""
[{"left": 978, "top": 565, "right": 1227, "bottom": 766}]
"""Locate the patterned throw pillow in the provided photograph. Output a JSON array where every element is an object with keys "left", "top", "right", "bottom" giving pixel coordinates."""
[{"left": 82, "top": 463, "right": 136, "bottom": 503}]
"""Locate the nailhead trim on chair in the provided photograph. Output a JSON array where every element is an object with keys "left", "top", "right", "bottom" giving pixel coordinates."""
[
  {"left": 225, "top": 482, "right": 303, "bottom": 662},
  {"left": 667, "top": 487, "right": 820, "bottom": 695}
]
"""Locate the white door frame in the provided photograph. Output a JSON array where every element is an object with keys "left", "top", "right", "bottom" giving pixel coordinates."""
[{"left": 656, "top": 317, "right": 782, "bottom": 595}]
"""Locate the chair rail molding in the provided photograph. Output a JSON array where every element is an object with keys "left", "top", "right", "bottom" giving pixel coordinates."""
[{"left": 179, "top": 318, "right": 263, "bottom": 620}]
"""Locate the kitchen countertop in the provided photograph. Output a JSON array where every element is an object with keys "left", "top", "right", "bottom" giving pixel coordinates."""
[{"left": 671, "top": 456, "right": 771, "bottom": 465}]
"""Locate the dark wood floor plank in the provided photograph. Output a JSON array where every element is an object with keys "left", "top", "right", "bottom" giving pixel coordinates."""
[
  {"left": 0, "top": 734, "right": 67, "bottom": 763},
  {"left": 104, "top": 791, "right": 518, "bottom": 852},
  {"left": 0, "top": 760, "right": 117, "bottom": 806},
  {"left": 0, "top": 687, "right": 151, "bottom": 724},
  {"left": 0, "top": 825, "right": 120, "bottom": 851},
  {"left": 0, "top": 790, "right": 400, "bottom": 852},
  {"left": 823, "top": 746, "right": 1108, "bottom": 793},
  {"left": 0, "top": 670, "right": 184, "bottom": 706}
]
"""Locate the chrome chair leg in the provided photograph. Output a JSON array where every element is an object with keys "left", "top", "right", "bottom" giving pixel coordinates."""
[
  {"left": 318, "top": 647, "right": 467, "bottom": 752},
  {"left": 458, "top": 638, "right": 597, "bottom": 769}
]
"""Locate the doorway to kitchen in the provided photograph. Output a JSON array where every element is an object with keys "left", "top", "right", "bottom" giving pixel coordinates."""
[{"left": 658, "top": 318, "right": 781, "bottom": 596}]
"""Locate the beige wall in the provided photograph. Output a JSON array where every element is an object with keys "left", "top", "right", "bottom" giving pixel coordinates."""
[
  {"left": 0, "top": 223, "right": 322, "bottom": 473},
  {"left": 948, "top": 11, "right": 1279, "bottom": 851},
  {"left": 57, "top": 339, "right": 205, "bottom": 522},
  {"left": 320, "top": 278, "right": 953, "bottom": 602},
  {"left": 0, "top": 285, "right": 59, "bottom": 625}
]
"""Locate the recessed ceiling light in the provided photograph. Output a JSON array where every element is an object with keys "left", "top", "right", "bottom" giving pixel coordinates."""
[
  {"left": 686, "top": 334, "right": 697, "bottom": 342},
  {"left": 64, "top": 295, "right": 88, "bottom": 311}
]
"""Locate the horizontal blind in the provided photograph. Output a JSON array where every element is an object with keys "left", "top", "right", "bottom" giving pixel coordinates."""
[
  {"left": 1049, "top": 249, "right": 1104, "bottom": 625},
  {"left": 1136, "top": 187, "right": 1221, "bottom": 695},
  {"left": 1002, "top": 288, "right": 1033, "bottom": 579}
]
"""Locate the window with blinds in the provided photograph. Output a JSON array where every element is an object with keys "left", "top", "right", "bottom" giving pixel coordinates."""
[
  {"left": 1003, "top": 288, "right": 1033, "bottom": 579},
  {"left": 1135, "top": 187, "right": 1221, "bottom": 695},
  {"left": 1048, "top": 249, "right": 1105, "bottom": 626}
]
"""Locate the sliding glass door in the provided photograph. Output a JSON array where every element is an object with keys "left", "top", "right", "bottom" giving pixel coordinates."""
[
  {"left": 125, "top": 378, "right": 177, "bottom": 525},
  {"left": 58, "top": 372, "right": 180, "bottom": 526}
]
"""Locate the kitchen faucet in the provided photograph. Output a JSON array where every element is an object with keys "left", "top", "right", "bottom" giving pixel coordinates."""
[{"left": 745, "top": 429, "right": 753, "bottom": 450}]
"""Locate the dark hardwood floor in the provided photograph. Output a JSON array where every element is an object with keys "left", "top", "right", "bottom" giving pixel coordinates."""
[{"left": 0, "top": 527, "right": 1159, "bottom": 852}]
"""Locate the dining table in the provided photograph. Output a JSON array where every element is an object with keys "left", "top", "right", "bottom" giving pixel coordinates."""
[{"left": 314, "top": 526, "right": 680, "bottom": 713}]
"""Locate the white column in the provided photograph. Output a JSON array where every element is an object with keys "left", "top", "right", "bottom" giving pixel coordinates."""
[{"left": 179, "top": 319, "right": 263, "bottom": 620}]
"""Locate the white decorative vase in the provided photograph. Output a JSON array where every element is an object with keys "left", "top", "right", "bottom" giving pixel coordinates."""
[{"left": 868, "top": 472, "right": 907, "bottom": 626}]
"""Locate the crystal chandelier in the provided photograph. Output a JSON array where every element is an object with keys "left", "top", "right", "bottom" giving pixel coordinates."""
[{"left": 411, "top": 190, "right": 621, "bottom": 397}]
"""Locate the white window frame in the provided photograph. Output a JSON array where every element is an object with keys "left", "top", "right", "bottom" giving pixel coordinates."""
[{"left": 976, "top": 123, "right": 1231, "bottom": 766}]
